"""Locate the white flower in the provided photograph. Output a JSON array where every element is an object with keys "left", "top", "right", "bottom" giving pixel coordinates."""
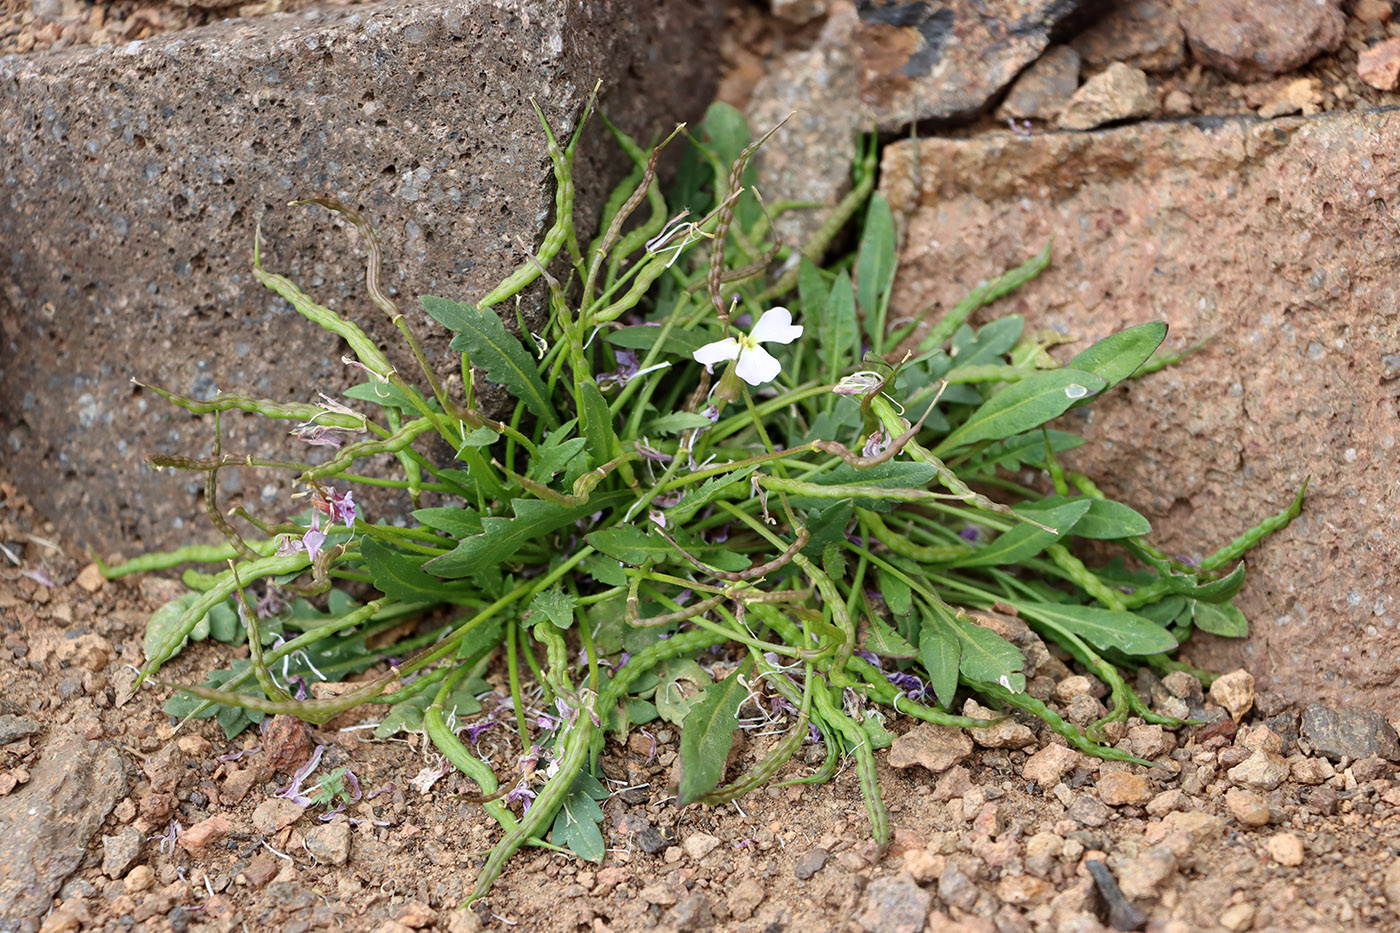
[{"left": 691, "top": 307, "right": 804, "bottom": 387}]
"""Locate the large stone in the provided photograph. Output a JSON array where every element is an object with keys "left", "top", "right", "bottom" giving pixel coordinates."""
[
  {"left": 0, "top": 732, "right": 128, "bottom": 932},
  {"left": 747, "top": 0, "right": 1096, "bottom": 244},
  {"left": 0, "top": 0, "right": 721, "bottom": 551},
  {"left": 879, "top": 110, "right": 1400, "bottom": 712},
  {"left": 1301, "top": 704, "right": 1400, "bottom": 761},
  {"left": 1179, "top": 0, "right": 1345, "bottom": 80}
]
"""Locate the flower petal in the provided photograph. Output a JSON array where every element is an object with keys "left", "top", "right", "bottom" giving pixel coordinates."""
[
  {"left": 734, "top": 344, "right": 782, "bottom": 386},
  {"left": 302, "top": 527, "right": 327, "bottom": 563},
  {"left": 692, "top": 337, "right": 742, "bottom": 371},
  {"left": 749, "top": 307, "right": 803, "bottom": 345}
]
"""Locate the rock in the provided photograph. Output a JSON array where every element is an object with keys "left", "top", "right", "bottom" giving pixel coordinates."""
[
  {"left": 903, "top": 849, "right": 946, "bottom": 884},
  {"left": 1354, "top": 0, "right": 1394, "bottom": 22},
  {"left": 1116, "top": 845, "right": 1177, "bottom": 900},
  {"left": 939, "top": 864, "right": 980, "bottom": 912},
  {"left": 1056, "top": 676, "right": 1094, "bottom": 701},
  {"left": 1097, "top": 771, "right": 1151, "bottom": 806},
  {"left": 961, "top": 699, "right": 1036, "bottom": 749},
  {"left": 1163, "top": 810, "right": 1224, "bottom": 842},
  {"left": 75, "top": 563, "right": 106, "bottom": 593},
  {"left": 1146, "top": 789, "right": 1184, "bottom": 817},
  {"left": 123, "top": 864, "right": 154, "bottom": 894},
  {"left": 1309, "top": 785, "right": 1339, "bottom": 816},
  {"left": 179, "top": 816, "right": 235, "bottom": 859},
  {"left": 1057, "top": 63, "right": 1155, "bottom": 131},
  {"left": 1225, "top": 788, "right": 1271, "bottom": 827},
  {"left": 748, "top": 0, "right": 1096, "bottom": 245},
  {"left": 637, "top": 825, "right": 673, "bottom": 855},
  {"left": 771, "top": 0, "right": 827, "bottom": 25},
  {"left": 1071, "top": 0, "right": 1185, "bottom": 72},
  {"left": 252, "top": 798, "right": 305, "bottom": 835},
  {"left": 878, "top": 110, "right": 1400, "bottom": 713},
  {"left": 1085, "top": 860, "right": 1146, "bottom": 932},
  {"left": 1218, "top": 902, "right": 1255, "bottom": 932},
  {"left": 1228, "top": 750, "right": 1289, "bottom": 792},
  {"left": 1179, "top": 0, "right": 1345, "bottom": 80},
  {"left": 1067, "top": 794, "right": 1111, "bottom": 828},
  {"left": 1290, "top": 755, "right": 1336, "bottom": 785},
  {"left": 794, "top": 847, "right": 829, "bottom": 880},
  {"left": 999, "top": 46, "right": 1081, "bottom": 121},
  {"left": 304, "top": 820, "right": 351, "bottom": 866},
  {"left": 0, "top": 732, "right": 126, "bottom": 929},
  {"left": 855, "top": 875, "right": 931, "bottom": 933},
  {"left": 681, "top": 832, "right": 721, "bottom": 861},
  {"left": 1267, "top": 832, "right": 1305, "bottom": 867},
  {"left": 1209, "top": 670, "right": 1255, "bottom": 721},
  {"left": 1127, "top": 724, "right": 1171, "bottom": 760},
  {"left": 262, "top": 717, "right": 315, "bottom": 776},
  {"left": 1360, "top": 38, "right": 1400, "bottom": 90},
  {"left": 101, "top": 826, "right": 143, "bottom": 879},
  {"left": 997, "top": 874, "right": 1050, "bottom": 906},
  {"left": 1238, "top": 724, "right": 1285, "bottom": 756},
  {"left": 664, "top": 893, "right": 713, "bottom": 932},
  {"left": 1066, "top": 693, "right": 1108, "bottom": 726},
  {"left": 1023, "top": 744, "right": 1084, "bottom": 786},
  {"left": 1257, "top": 77, "right": 1324, "bottom": 119},
  {"left": 1161, "top": 671, "right": 1202, "bottom": 700},
  {"left": 1302, "top": 706, "right": 1400, "bottom": 762},
  {"left": 639, "top": 882, "right": 679, "bottom": 906},
  {"left": 889, "top": 723, "right": 974, "bottom": 773},
  {"left": 0, "top": 0, "right": 722, "bottom": 553},
  {"left": 0, "top": 715, "right": 42, "bottom": 745},
  {"left": 1384, "top": 859, "right": 1400, "bottom": 911},
  {"left": 727, "top": 879, "right": 765, "bottom": 920}
]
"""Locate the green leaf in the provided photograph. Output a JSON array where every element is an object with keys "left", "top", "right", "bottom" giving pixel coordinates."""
[
  {"left": 529, "top": 435, "right": 587, "bottom": 483},
  {"left": 1066, "top": 322, "right": 1168, "bottom": 392},
  {"left": 955, "top": 619, "right": 1026, "bottom": 692},
  {"left": 932, "top": 369, "right": 1108, "bottom": 456},
  {"left": 552, "top": 780, "right": 606, "bottom": 863},
  {"left": 586, "top": 524, "right": 671, "bottom": 567},
  {"left": 797, "top": 256, "right": 830, "bottom": 320},
  {"left": 362, "top": 538, "right": 477, "bottom": 603},
  {"left": 531, "top": 585, "right": 578, "bottom": 629},
  {"left": 1136, "top": 595, "right": 1187, "bottom": 627},
  {"left": 855, "top": 194, "right": 897, "bottom": 321},
  {"left": 866, "top": 614, "right": 917, "bottom": 660},
  {"left": 205, "top": 600, "right": 242, "bottom": 644},
  {"left": 1016, "top": 602, "right": 1178, "bottom": 656},
  {"left": 581, "top": 553, "right": 628, "bottom": 587},
  {"left": 962, "top": 430, "right": 1084, "bottom": 478},
  {"left": 1190, "top": 599, "right": 1249, "bottom": 637},
  {"left": 144, "top": 591, "right": 203, "bottom": 663},
  {"left": 424, "top": 492, "right": 627, "bottom": 578},
  {"left": 1032, "top": 495, "right": 1152, "bottom": 539},
  {"left": 646, "top": 412, "right": 715, "bottom": 436},
  {"left": 877, "top": 568, "right": 912, "bottom": 616},
  {"left": 655, "top": 658, "right": 713, "bottom": 726},
  {"left": 954, "top": 315, "right": 1025, "bottom": 368},
  {"left": 343, "top": 380, "right": 428, "bottom": 412},
  {"left": 1190, "top": 563, "right": 1247, "bottom": 603},
  {"left": 918, "top": 608, "right": 961, "bottom": 708},
  {"left": 802, "top": 500, "right": 855, "bottom": 557},
  {"left": 426, "top": 297, "right": 558, "bottom": 428},
  {"left": 667, "top": 463, "right": 760, "bottom": 524},
  {"left": 820, "top": 271, "right": 860, "bottom": 378},
  {"left": 579, "top": 380, "right": 615, "bottom": 466},
  {"left": 605, "top": 326, "right": 711, "bottom": 358},
  {"left": 411, "top": 507, "right": 483, "bottom": 538},
  {"left": 677, "top": 661, "right": 751, "bottom": 806},
  {"left": 948, "top": 500, "right": 1091, "bottom": 568}
]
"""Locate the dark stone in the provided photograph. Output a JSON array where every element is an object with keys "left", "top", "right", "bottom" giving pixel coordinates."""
[
  {"left": 0, "top": 731, "right": 128, "bottom": 929},
  {"left": 0, "top": 0, "right": 722, "bottom": 551},
  {"left": 854, "top": 875, "right": 932, "bottom": 933},
  {"left": 664, "top": 893, "right": 713, "bottom": 932},
  {"left": 0, "top": 715, "right": 42, "bottom": 745},
  {"left": 636, "top": 825, "right": 674, "bottom": 855},
  {"left": 1309, "top": 785, "right": 1338, "bottom": 816},
  {"left": 1086, "top": 859, "right": 1146, "bottom": 931},
  {"left": 793, "top": 846, "right": 829, "bottom": 880},
  {"left": 1301, "top": 705, "right": 1400, "bottom": 762}
]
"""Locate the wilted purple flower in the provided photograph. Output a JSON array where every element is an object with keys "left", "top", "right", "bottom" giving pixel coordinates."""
[
  {"left": 20, "top": 567, "right": 54, "bottom": 588},
  {"left": 504, "top": 778, "right": 537, "bottom": 814},
  {"left": 366, "top": 784, "right": 396, "bottom": 801},
  {"left": 275, "top": 744, "right": 327, "bottom": 807},
  {"left": 462, "top": 720, "right": 498, "bottom": 745},
  {"left": 862, "top": 430, "right": 891, "bottom": 459},
  {"left": 218, "top": 744, "right": 261, "bottom": 763},
  {"left": 327, "top": 488, "right": 357, "bottom": 527},
  {"left": 636, "top": 441, "right": 672, "bottom": 463},
  {"left": 959, "top": 525, "right": 984, "bottom": 543},
  {"left": 833, "top": 370, "right": 884, "bottom": 396},
  {"left": 887, "top": 669, "right": 935, "bottom": 704},
  {"left": 854, "top": 649, "right": 882, "bottom": 668},
  {"left": 291, "top": 423, "right": 346, "bottom": 448},
  {"left": 256, "top": 585, "right": 285, "bottom": 619},
  {"left": 149, "top": 820, "right": 182, "bottom": 856}
]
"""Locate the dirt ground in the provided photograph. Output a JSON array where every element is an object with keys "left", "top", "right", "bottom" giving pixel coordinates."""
[{"left": 5, "top": 469, "right": 1400, "bottom": 933}]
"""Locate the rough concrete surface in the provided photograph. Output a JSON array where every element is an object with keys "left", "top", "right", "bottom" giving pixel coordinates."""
[
  {"left": 880, "top": 110, "right": 1399, "bottom": 711},
  {"left": 1, "top": 0, "right": 721, "bottom": 552}
]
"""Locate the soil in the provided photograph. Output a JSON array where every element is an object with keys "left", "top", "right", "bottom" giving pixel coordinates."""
[{"left": 7, "top": 2, "right": 1400, "bottom": 932}]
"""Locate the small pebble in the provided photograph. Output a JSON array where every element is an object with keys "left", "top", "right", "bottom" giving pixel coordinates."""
[
  {"left": 1267, "top": 832, "right": 1304, "bottom": 867},
  {"left": 1219, "top": 902, "right": 1255, "bottom": 931},
  {"left": 1209, "top": 669, "right": 1255, "bottom": 721},
  {"left": 681, "top": 832, "right": 720, "bottom": 861},
  {"left": 794, "top": 847, "right": 829, "bottom": 880},
  {"left": 1225, "top": 788, "right": 1271, "bottom": 827}
]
